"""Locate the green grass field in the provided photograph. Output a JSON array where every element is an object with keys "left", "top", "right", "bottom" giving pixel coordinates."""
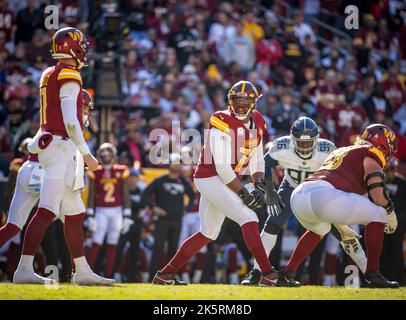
[{"left": 0, "top": 283, "right": 405, "bottom": 300}]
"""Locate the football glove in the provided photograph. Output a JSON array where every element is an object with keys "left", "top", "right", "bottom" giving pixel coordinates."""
[
  {"left": 335, "top": 224, "right": 362, "bottom": 255},
  {"left": 384, "top": 210, "right": 398, "bottom": 234},
  {"left": 86, "top": 208, "right": 97, "bottom": 232},
  {"left": 122, "top": 217, "right": 134, "bottom": 235},
  {"left": 263, "top": 178, "right": 285, "bottom": 216},
  {"left": 239, "top": 187, "right": 264, "bottom": 210}
]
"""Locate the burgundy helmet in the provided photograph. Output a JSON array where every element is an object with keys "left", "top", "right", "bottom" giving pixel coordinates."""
[{"left": 50, "top": 27, "right": 89, "bottom": 69}]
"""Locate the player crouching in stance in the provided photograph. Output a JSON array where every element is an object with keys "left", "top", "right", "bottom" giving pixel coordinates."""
[
  {"left": 279, "top": 124, "right": 399, "bottom": 288},
  {"left": 152, "top": 81, "right": 280, "bottom": 286},
  {"left": 242, "top": 117, "right": 367, "bottom": 285},
  {"left": 13, "top": 27, "right": 114, "bottom": 285},
  {"left": 86, "top": 143, "right": 132, "bottom": 279}
]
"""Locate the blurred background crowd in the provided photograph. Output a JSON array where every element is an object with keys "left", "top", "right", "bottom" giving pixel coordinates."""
[{"left": 0, "top": 0, "right": 406, "bottom": 285}]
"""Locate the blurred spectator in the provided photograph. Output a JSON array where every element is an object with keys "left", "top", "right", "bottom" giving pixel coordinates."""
[
  {"left": 270, "top": 89, "right": 302, "bottom": 136},
  {"left": 142, "top": 154, "right": 195, "bottom": 280},
  {"left": 223, "top": 21, "right": 255, "bottom": 74},
  {"left": 363, "top": 84, "right": 393, "bottom": 123},
  {"left": 241, "top": 11, "right": 264, "bottom": 45},
  {"left": 15, "top": 0, "right": 43, "bottom": 44},
  {"left": 293, "top": 10, "right": 316, "bottom": 46}
]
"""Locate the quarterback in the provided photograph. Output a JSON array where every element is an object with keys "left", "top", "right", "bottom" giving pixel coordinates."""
[
  {"left": 0, "top": 90, "right": 93, "bottom": 250},
  {"left": 242, "top": 117, "right": 367, "bottom": 285},
  {"left": 86, "top": 143, "right": 132, "bottom": 278},
  {"left": 13, "top": 27, "right": 114, "bottom": 285},
  {"left": 280, "top": 124, "right": 399, "bottom": 288},
  {"left": 152, "top": 81, "right": 281, "bottom": 286}
]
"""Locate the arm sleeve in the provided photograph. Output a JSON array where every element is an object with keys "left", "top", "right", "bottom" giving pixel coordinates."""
[
  {"left": 264, "top": 151, "right": 279, "bottom": 178},
  {"left": 209, "top": 127, "right": 237, "bottom": 184},
  {"left": 60, "top": 81, "right": 90, "bottom": 156},
  {"left": 248, "top": 138, "right": 265, "bottom": 175}
]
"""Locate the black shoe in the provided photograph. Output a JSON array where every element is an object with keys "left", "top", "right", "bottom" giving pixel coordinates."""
[
  {"left": 276, "top": 271, "right": 301, "bottom": 287},
  {"left": 152, "top": 271, "right": 188, "bottom": 285},
  {"left": 241, "top": 269, "right": 261, "bottom": 286},
  {"left": 364, "top": 271, "right": 399, "bottom": 289}
]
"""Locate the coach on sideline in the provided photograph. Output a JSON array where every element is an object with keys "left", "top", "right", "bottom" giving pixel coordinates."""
[{"left": 143, "top": 154, "right": 195, "bottom": 280}]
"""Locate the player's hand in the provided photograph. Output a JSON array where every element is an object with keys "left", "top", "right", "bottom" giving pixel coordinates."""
[
  {"left": 122, "top": 217, "right": 134, "bottom": 234},
  {"left": 239, "top": 187, "right": 264, "bottom": 210},
  {"left": 261, "top": 178, "right": 285, "bottom": 216},
  {"left": 152, "top": 206, "right": 167, "bottom": 217},
  {"left": 384, "top": 210, "right": 398, "bottom": 234},
  {"left": 84, "top": 153, "right": 99, "bottom": 171}
]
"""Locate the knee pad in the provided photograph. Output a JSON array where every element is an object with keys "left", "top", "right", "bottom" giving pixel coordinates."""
[{"left": 264, "top": 222, "right": 282, "bottom": 235}]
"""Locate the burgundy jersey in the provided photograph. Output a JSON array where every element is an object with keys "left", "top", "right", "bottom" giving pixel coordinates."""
[
  {"left": 306, "top": 144, "right": 387, "bottom": 195},
  {"left": 39, "top": 64, "right": 83, "bottom": 138},
  {"left": 194, "top": 109, "right": 266, "bottom": 180},
  {"left": 88, "top": 164, "right": 130, "bottom": 208}
]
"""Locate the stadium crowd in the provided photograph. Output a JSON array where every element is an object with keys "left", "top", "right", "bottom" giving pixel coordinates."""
[{"left": 0, "top": 0, "right": 406, "bottom": 285}]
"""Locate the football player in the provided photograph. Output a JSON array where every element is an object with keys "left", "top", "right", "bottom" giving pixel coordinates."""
[
  {"left": 242, "top": 117, "right": 367, "bottom": 285},
  {"left": 13, "top": 27, "right": 114, "bottom": 285},
  {"left": 152, "top": 80, "right": 280, "bottom": 286},
  {"left": 279, "top": 124, "right": 399, "bottom": 288},
  {"left": 85, "top": 143, "right": 132, "bottom": 278},
  {"left": 0, "top": 89, "right": 94, "bottom": 251}
]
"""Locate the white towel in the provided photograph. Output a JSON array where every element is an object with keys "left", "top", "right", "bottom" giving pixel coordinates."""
[
  {"left": 28, "top": 165, "right": 44, "bottom": 194},
  {"left": 28, "top": 130, "right": 52, "bottom": 154},
  {"left": 73, "top": 149, "right": 85, "bottom": 193}
]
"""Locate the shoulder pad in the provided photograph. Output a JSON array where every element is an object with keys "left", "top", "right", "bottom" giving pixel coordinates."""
[
  {"left": 317, "top": 139, "right": 336, "bottom": 153},
  {"left": 210, "top": 112, "right": 230, "bottom": 133},
  {"left": 269, "top": 136, "right": 291, "bottom": 158},
  {"left": 57, "top": 67, "right": 82, "bottom": 83},
  {"left": 367, "top": 146, "right": 387, "bottom": 169}
]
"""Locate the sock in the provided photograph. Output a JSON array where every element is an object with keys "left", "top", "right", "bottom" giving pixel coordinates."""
[
  {"left": 241, "top": 221, "right": 271, "bottom": 274},
  {"left": 161, "top": 232, "right": 211, "bottom": 274},
  {"left": 16, "top": 255, "right": 34, "bottom": 272},
  {"left": 64, "top": 213, "right": 85, "bottom": 258},
  {"left": 104, "top": 244, "right": 117, "bottom": 278},
  {"left": 0, "top": 223, "right": 21, "bottom": 248},
  {"left": 86, "top": 243, "right": 101, "bottom": 268},
  {"left": 285, "top": 230, "right": 322, "bottom": 273},
  {"left": 22, "top": 208, "right": 55, "bottom": 255},
  {"left": 73, "top": 256, "right": 91, "bottom": 273},
  {"left": 365, "top": 222, "right": 384, "bottom": 273},
  {"left": 253, "top": 231, "right": 277, "bottom": 270}
]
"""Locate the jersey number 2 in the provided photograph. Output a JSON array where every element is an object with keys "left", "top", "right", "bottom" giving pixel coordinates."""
[{"left": 103, "top": 183, "right": 116, "bottom": 203}]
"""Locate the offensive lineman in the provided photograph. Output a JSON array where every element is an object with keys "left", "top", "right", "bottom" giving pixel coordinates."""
[
  {"left": 242, "top": 117, "right": 367, "bottom": 285},
  {"left": 152, "top": 81, "right": 280, "bottom": 286},
  {"left": 13, "top": 27, "right": 114, "bottom": 285},
  {"left": 86, "top": 143, "right": 132, "bottom": 278},
  {"left": 280, "top": 124, "right": 399, "bottom": 288}
]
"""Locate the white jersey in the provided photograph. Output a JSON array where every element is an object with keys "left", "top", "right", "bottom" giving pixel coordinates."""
[{"left": 267, "top": 136, "right": 336, "bottom": 188}]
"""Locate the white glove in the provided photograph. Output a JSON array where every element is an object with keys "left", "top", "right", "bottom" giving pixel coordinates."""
[
  {"left": 86, "top": 208, "right": 97, "bottom": 232},
  {"left": 87, "top": 216, "right": 97, "bottom": 232},
  {"left": 335, "top": 224, "right": 361, "bottom": 255},
  {"left": 384, "top": 210, "right": 398, "bottom": 234},
  {"left": 122, "top": 217, "right": 134, "bottom": 234}
]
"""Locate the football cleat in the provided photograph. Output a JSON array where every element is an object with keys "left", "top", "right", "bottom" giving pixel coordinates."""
[
  {"left": 13, "top": 269, "right": 56, "bottom": 285},
  {"left": 152, "top": 271, "right": 188, "bottom": 285},
  {"left": 241, "top": 269, "right": 261, "bottom": 286},
  {"left": 276, "top": 271, "right": 301, "bottom": 287},
  {"left": 364, "top": 271, "right": 399, "bottom": 289},
  {"left": 258, "top": 269, "right": 279, "bottom": 287},
  {"left": 71, "top": 271, "right": 116, "bottom": 286}
]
